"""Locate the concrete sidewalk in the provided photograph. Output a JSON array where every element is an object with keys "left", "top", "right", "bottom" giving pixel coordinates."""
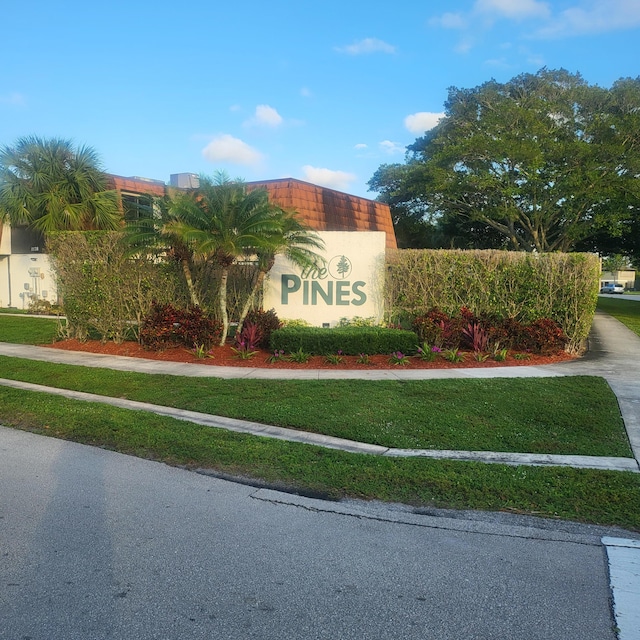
[{"left": 1, "top": 310, "right": 639, "bottom": 471}]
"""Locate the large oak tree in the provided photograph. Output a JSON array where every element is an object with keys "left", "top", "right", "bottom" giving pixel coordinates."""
[{"left": 369, "top": 69, "right": 640, "bottom": 253}]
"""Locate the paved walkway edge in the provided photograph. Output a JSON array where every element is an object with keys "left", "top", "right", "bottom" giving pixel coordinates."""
[{"left": 1, "top": 377, "right": 638, "bottom": 473}]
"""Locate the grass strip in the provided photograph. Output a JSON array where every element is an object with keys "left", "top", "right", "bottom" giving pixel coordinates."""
[
  {"left": 0, "top": 314, "right": 61, "bottom": 343},
  {"left": 1, "top": 387, "right": 638, "bottom": 531},
  {"left": 0, "top": 355, "right": 630, "bottom": 456},
  {"left": 597, "top": 297, "right": 640, "bottom": 338}
]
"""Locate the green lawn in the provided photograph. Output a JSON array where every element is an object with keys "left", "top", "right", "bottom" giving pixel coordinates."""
[
  {"left": 1, "top": 386, "right": 638, "bottom": 530},
  {"left": 597, "top": 296, "right": 640, "bottom": 338},
  {"left": 0, "top": 314, "right": 62, "bottom": 343},
  {"left": 0, "top": 311, "right": 638, "bottom": 530},
  {"left": 0, "top": 356, "right": 630, "bottom": 456}
]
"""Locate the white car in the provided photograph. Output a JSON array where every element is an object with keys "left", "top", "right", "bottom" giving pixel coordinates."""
[{"left": 600, "top": 283, "right": 625, "bottom": 294}]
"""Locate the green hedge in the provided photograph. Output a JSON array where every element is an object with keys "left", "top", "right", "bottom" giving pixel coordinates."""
[
  {"left": 385, "top": 249, "right": 600, "bottom": 352},
  {"left": 270, "top": 326, "right": 419, "bottom": 355},
  {"left": 47, "top": 232, "right": 185, "bottom": 343}
]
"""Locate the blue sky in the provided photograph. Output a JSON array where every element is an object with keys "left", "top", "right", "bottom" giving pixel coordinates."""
[{"left": 2, "top": 0, "right": 639, "bottom": 199}]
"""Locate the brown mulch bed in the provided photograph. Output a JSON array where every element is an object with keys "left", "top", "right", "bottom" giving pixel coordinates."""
[{"left": 43, "top": 339, "right": 576, "bottom": 370}]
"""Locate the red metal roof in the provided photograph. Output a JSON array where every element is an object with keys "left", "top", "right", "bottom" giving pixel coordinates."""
[
  {"left": 106, "top": 174, "right": 397, "bottom": 249},
  {"left": 247, "top": 178, "right": 397, "bottom": 249},
  {"left": 107, "top": 174, "right": 167, "bottom": 197}
]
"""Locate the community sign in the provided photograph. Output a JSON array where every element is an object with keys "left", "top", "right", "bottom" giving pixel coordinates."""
[{"left": 263, "top": 231, "right": 386, "bottom": 326}]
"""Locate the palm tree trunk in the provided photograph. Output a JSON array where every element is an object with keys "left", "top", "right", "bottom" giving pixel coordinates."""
[
  {"left": 218, "top": 266, "right": 230, "bottom": 345},
  {"left": 236, "top": 268, "right": 267, "bottom": 337},
  {"left": 181, "top": 258, "right": 200, "bottom": 307}
]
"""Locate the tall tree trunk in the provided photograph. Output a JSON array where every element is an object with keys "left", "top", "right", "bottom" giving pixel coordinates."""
[
  {"left": 218, "top": 266, "right": 230, "bottom": 345},
  {"left": 181, "top": 258, "right": 200, "bottom": 307},
  {"left": 236, "top": 268, "right": 267, "bottom": 337}
]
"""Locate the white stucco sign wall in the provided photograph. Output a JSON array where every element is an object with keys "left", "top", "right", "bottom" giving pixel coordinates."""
[{"left": 263, "top": 231, "right": 386, "bottom": 326}]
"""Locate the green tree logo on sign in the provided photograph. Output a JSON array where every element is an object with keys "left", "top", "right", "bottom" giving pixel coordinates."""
[{"left": 329, "top": 255, "right": 352, "bottom": 279}]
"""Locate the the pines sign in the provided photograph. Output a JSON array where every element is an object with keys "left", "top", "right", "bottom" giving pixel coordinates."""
[{"left": 263, "top": 231, "right": 386, "bottom": 326}]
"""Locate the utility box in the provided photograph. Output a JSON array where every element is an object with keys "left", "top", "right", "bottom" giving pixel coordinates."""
[{"left": 169, "top": 173, "right": 199, "bottom": 189}]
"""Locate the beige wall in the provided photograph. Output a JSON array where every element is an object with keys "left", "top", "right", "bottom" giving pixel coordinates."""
[
  {"left": 0, "top": 224, "right": 11, "bottom": 255},
  {"left": 0, "top": 252, "right": 57, "bottom": 309},
  {"left": 601, "top": 270, "right": 636, "bottom": 290},
  {"left": 263, "top": 231, "right": 386, "bottom": 326}
]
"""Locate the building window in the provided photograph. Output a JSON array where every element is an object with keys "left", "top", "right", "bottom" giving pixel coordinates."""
[{"left": 122, "top": 193, "right": 154, "bottom": 221}]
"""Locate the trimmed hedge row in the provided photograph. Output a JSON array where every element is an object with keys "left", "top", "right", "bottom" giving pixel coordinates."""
[
  {"left": 270, "top": 326, "right": 419, "bottom": 355},
  {"left": 385, "top": 249, "right": 600, "bottom": 352}
]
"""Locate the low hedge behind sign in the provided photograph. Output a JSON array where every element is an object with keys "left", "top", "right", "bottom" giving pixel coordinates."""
[{"left": 385, "top": 249, "right": 600, "bottom": 352}]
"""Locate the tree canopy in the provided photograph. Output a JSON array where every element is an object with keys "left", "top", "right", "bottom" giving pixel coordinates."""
[
  {"left": 0, "top": 136, "right": 121, "bottom": 233},
  {"left": 369, "top": 69, "right": 640, "bottom": 254}
]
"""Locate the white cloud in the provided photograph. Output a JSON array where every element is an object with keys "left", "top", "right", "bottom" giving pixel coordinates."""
[
  {"left": 201, "top": 135, "right": 263, "bottom": 166},
  {"left": 379, "top": 140, "right": 405, "bottom": 155},
  {"left": 244, "top": 104, "right": 283, "bottom": 128},
  {"left": 404, "top": 112, "right": 445, "bottom": 134},
  {"left": 429, "top": 12, "right": 467, "bottom": 29},
  {"left": 484, "top": 57, "right": 511, "bottom": 68},
  {"left": 432, "top": 0, "right": 639, "bottom": 56},
  {"left": 301, "top": 166, "right": 357, "bottom": 191},
  {"left": 0, "top": 92, "right": 26, "bottom": 106},
  {"left": 335, "top": 38, "right": 396, "bottom": 55},
  {"left": 522, "top": 48, "right": 545, "bottom": 65},
  {"left": 454, "top": 36, "right": 476, "bottom": 54},
  {"left": 354, "top": 143, "right": 368, "bottom": 149},
  {"left": 474, "top": 0, "right": 551, "bottom": 21},
  {"left": 534, "top": 0, "right": 640, "bottom": 37}
]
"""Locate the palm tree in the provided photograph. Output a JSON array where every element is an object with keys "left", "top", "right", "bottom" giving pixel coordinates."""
[
  {"left": 164, "top": 172, "right": 284, "bottom": 345},
  {"left": 236, "top": 209, "right": 325, "bottom": 335},
  {"left": 0, "top": 135, "right": 121, "bottom": 233},
  {"left": 123, "top": 195, "right": 202, "bottom": 307}
]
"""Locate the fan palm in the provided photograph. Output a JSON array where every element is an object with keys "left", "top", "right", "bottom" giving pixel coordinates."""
[{"left": 0, "top": 136, "right": 120, "bottom": 233}]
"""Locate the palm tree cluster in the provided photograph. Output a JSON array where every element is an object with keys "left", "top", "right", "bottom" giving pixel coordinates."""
[
  {"left": 1, "top": 136, "right": 324, "bottom": 343},
  {"left": 127, "top": 172, "right": 325, "bottom": 345}
]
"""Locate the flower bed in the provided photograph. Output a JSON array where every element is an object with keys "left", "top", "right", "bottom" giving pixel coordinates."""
[{"left": 44, "top": 339, "right": 575, "bottom": 370}]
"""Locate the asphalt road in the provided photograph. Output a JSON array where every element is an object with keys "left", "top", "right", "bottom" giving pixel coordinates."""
[{"left": 1, "top": 426, "right": 633, "bottom": 640}]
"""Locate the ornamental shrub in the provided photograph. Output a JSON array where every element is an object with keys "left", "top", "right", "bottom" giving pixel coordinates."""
[
  {"left": 412, "top": 308, "right": 474, "bottom": 348},
  {"left": 243, "top": 308, "right": 281, "bottom": 348},
  {"left": 518, "top": 318, "right": 569, "bottom": 355},
  {"left": 410, "top": 307, "right": 567, "bottom": 354},
  {"left": 487, "top": 317, "right": 526, "bottom": 350},
  {"left": 140, "top": 302, "right": 223, "bottom": 350},
  {"left": 270, "top": 326, "right": 419, "bottom": 356},
  {"left": 235, "top": 322, "right": 263, "bottom": 352}
]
